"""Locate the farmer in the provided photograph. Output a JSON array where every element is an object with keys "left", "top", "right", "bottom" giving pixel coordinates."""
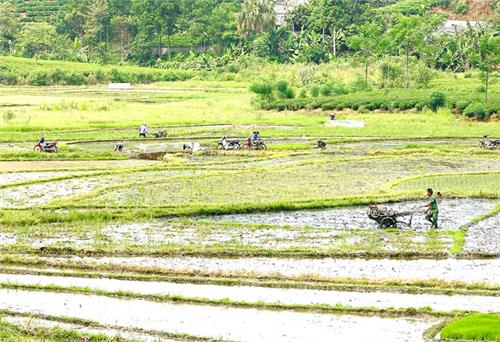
[
  {"left": 252, "top": 131, "right": 260, "bottom": 142},
  {"left": 421, "top": 188, "right": 439, "bottom": 229},
  {"left": 114, "top": 142, "right": 124, "bottom": 152},
  {"left": 139, "top": 124, "right": 148, "bottom": 138},
  {"left": 38, "top": 134, "right": 46, "bottom": 146}
]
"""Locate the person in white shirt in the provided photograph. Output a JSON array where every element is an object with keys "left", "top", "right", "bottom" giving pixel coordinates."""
[{"left": 139, "top": 124, "right": 148, "bottom": 138}]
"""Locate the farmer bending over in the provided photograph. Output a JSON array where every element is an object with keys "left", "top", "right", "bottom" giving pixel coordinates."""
[
  {"left": 114, "top": 142, "right": 124, "bottom": 152},
  {"left": 421, "top": 188, "right": 439, "bottom": 229}
]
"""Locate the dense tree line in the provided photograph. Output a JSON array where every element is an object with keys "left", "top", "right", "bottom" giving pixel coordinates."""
[{"left": 0, "top": 0, "right": 497, "bottom": 77}]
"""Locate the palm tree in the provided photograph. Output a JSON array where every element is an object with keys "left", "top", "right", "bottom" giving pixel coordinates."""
[{"left": 238, "top": 0, "right": 276, "bottom": 35}]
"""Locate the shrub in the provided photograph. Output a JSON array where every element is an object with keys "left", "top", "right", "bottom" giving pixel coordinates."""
[
  {"left": 299, "top": 88, "right": 308, "bottom": 98},
  {"left": 455, "top": 100, "right": 470, "bottom": 111},
  {"left": 428, "top": 91, "right": 447, "bottom": 112},
  {"left": 358, "top": 105, "right": 369, "bottom": 113},
  {"left": 249, "top": 79, "right": 274, "bottom": 102},
  {"left": 298, "top": 64, "right": 317, "bottom": 86},
  {"left": 310, "top": 85, "right": 320, "bottom": 97},
  {"left": 464, "top": 102, "right": 488, "bottom": 120},
  {"left": 413, "top": 62, "right": 434, "bottom": 88},
  {"left": 2, "top": 110, "right": 15, "bottom": 123},
  {"left": 319, "top": 83, "right": 333, "bottom": 96},
  {"left": 66, "top": 72, "right": 85, "bottom": 85},
  {"left": 29, "top": 71, "right": 50, "bottom": 86}
]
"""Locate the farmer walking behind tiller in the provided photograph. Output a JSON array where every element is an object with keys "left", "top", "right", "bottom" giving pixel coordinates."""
[{"left": 421, "top": 188, "right": 439, "bottom": 229}]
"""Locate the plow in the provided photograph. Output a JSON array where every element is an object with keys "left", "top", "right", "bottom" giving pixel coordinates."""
[{"left": 368, "top": 205, "right": 414, "bottom": 228}]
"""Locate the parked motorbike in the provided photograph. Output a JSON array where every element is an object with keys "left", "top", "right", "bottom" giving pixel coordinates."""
[
  {"left": 242, "top": 138, "right": 267, "bottom": 151},
  {"left": 217, "top": 137, "right": 241, "bottom": 150},
  {"left": 34, "top": 141, "right": 58, "bottom": 153},
  {"left": 479, "top": 135, "right": 500, "bottom": 149}
]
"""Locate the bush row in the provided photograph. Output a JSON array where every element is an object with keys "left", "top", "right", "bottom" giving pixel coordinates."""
[
  {"left": 0, "top": 67, "right": 195, "bottom": 86},
  {"left": 263, "top": 89, "right": 499, "bottom": 119}
]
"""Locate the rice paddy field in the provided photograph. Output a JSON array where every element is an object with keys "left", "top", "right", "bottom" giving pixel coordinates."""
[{"left": 0, "top": 70, "right": 499, "bottom": 341}]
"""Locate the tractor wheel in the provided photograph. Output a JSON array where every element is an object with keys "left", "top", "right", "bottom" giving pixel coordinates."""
[
  {"left": 380, "top": 217, "right": 397, "bottom": 228},
  {"left": 369, "top": 207, "right": 380, "bottom": 218}
]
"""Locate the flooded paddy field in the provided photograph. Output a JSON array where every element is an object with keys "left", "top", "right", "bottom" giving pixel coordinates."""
[
  {"left": 0, "top": 272, "right": 498, "bottom": 312},
  {"left": 37, "top": 256, "right": 500, "bottom": 285},
  {"left": 0, "top": 289, "right": 439, "bottom": 342},
  {"left": 1, "top": 80, "right": 499, "bottom": 341},
  {"left": 201, "top": 198, "right": 497, "bottom": 230}
]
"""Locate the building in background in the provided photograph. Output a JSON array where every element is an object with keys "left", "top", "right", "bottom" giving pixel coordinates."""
[{"left": 274, "top": 0, "right": 308, "bottom": 26}]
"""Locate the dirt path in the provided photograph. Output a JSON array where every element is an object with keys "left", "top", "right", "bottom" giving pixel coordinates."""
[
  {"left": 41, "top": 256, "right": 500, "bottom": 285},
  {"left": 0, "top": 289, "right": 438, "bottom": 342},
  {"left": 0, "top": 273, "right": 498, "bottom": 312}
]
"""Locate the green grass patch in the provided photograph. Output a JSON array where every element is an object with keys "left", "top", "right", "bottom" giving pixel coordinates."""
[
  {"left": 440, "top": 314, "right": 500, "bottom": 341},
  {"left": 392, "top": 173, "right": 500, "bottom": 197}
]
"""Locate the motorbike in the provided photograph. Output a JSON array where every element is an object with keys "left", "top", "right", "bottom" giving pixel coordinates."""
[
  {"left": 479, "top": 135, "right": 500, "bottom": 149},
  {"left": 217, "top": 137, "right": 241, "bottom": 150},
  {"left": 34, "top": 141, "right": 58, "bottom": 153},
  {"left": 242, "top": 139, "right": 267, "bottom": 151}
]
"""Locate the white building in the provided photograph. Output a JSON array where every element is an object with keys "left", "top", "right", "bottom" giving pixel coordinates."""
[
  {"left": 274, "top": 0, "right": 309, "bottom": 26},
  {"left": 440, "top": 20, "right": 485, "bottom": 34}
]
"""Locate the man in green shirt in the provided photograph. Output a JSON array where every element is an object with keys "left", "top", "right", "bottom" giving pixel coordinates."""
[{"left": 421, "top": 188, "right": 439, "bottom": 228}]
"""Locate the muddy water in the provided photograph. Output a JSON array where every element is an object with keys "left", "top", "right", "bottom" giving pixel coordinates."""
[
  {"left": 2, "top": 316, "right": 174, "bottom": 342},
  {"left": 464, "top": 214, "right": 500, "bottom": 255},
  {"left": 201, "top": 199, "right": 497, "bottom": 230},
  {"left": 0, "top": 171, "right": 77, "bottom": 186},
  {"left": 0, "top": 176, "right": 114, "bottom": 208},
  {"left": 0, "top": 289, "right": 438, "bottom": 342},
  {"left": 0, "top": 273, "right": 498, "bottom": 312},
  {"left": 0, "top": 160, "right": 158, "bottom": 172},
  {"left": 42, "top": 256, "right": 500, "bottom": 285}
]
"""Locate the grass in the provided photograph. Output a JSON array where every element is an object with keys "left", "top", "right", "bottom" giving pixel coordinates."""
[
  {"left": 440, "top": 314, "right": 500, "bottom": 341},
  {"left": 0, "top": 317, "right": 123, "bottom": 342},
  {"left": 59, "top": 156, "right": 498, "bottom": 209},
  {"left": 392, "top": 173, "right": 500, "bottom": 197}
]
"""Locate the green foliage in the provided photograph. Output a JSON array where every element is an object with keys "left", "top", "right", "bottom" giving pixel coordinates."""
[
  {"left": 0, "top": 56, "right": 195, "bottom": 86},
  {"left": 464, "top": 102, "right": 488, "bottom": 120},
  {"left": 440, "top": 314, "right": 500, "bottom": 341},
  {"left": 428, "top": 91, "right": 447, "bottom": 112},
  {"left": 264, "top": 88, "right": 499, "bottom": 116},
  {"left": 413, "top": 62, "right": 435, "bottom": 88},
  {"left": 310, "top": 84, "right": 320, "bottom": 97},
  {"left": 249, "top": 79, "right": 275, "bottom": 102},
  {"left": 276, "top": 80, "right": 295, "bottom": 99},
  {"left": 2, "top": 110, "right": 15, "bottom": 123}
]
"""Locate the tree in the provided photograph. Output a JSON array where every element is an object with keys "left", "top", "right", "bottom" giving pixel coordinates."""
[
  {"left": 388, "top": 15, "right": 440, "bottom": 87},
  {"left": 112, "top": 15, "right": 133, "bottom": 63},
  {"left": 0, "top": 2, "right": 19, "bottom": 54},
  {"left": 238, "top": 0, "right": 276, "bottom": 35},
  {"left": 58, "top": 0, "right": 89, "bottom": 41},
  {"left": 84, "top": 0, "right": 111, "bottom": 60},
  {"left": 349, "top": 23, "right": 384, "bottom": 87},
  {"left": 308, "top": 0, "right": 370, "bottom": 57},
  {"left": 131, "top": 0, "right": 181, "bottom": 60},
  {"left": 474, "top": 27, "right": 499, "bottom": 102},
  {"left": 17, "top": 23, "right": 70, "bottom": 61}
]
